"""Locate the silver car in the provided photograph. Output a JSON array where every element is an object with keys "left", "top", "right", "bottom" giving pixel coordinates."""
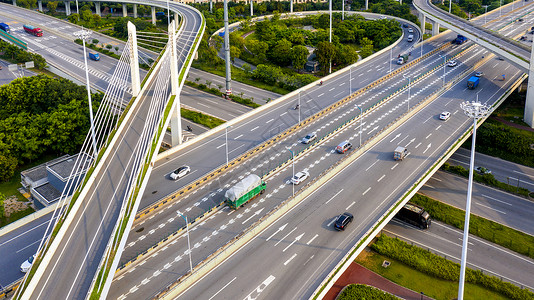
[
  {"left": 302, "top": 133, "right": 317, "bottom": 144},
  {"left": 291, "top": 171, "right": 310, "bottom": 185},
  {"left": 170, "top": 166, "right": 191, "bottom": 180}
]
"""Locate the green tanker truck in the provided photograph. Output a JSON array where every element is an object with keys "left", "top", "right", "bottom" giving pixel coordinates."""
[{"left": 225, "top": 174, "right": 266, "bottom": 209}]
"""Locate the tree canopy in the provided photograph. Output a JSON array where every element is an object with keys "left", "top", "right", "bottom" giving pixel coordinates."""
[{"left": 0, "top": 75, "right": 103, "bottom": 182}]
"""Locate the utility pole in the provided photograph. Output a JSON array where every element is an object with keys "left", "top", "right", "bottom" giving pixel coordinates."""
[{"left": 224, "top": 0, "right": 232, "bottom": 96}]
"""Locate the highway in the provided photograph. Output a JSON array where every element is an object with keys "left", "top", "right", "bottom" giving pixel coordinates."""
[
  {"left": 384, "top": 219, "right": 534, "bottom": 290},
  {"left": 421, "top": 171, "right": 534, "bottom": 235},
  {"left": 1, "top": 2, "right": 532, "bottom": 298},
  {"left": 448, "top": 147, "right": 534, "bottom": 192},
  {"left": 414, "top": 0, "right": 531, "bottom": 66},
  {"left": 16, "top": 1, "right": 203, "bottom": 299},
  {"left": 110, "top": 12, "right": 531, "bottom": 298}
]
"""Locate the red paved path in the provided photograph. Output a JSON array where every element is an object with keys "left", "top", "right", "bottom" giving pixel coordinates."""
[{"left": 324, "top": 262, "right": 430, "bottom": 300}]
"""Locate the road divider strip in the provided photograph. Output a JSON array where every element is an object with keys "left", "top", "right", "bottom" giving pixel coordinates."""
[
  {"left": 136, "top": 39, "right": 453, "bottom": 222},
  {"left": 151, "top": 36, "right": 494, "bottom": 299},
  {"left": 311, "top": 67, "right": 527, "bottom": 299}
]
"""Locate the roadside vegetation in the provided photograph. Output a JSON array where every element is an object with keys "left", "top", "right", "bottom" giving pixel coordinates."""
[
  {"left": 0, "top": 40, "right": 46, "bottom": 69},
  {"left": 440, "top": 162, "right": 531, "bottom": 196},
  {"left": 185, "top": 80, "right": 261, "bottom": 108},
  {"left": 337, "top": 284, "right": 399, "bottom": 300},
  {"left": 0, "top": 75, "right": 102, "bottom": 182},
  {"left": 180, "top": 108, "right": 225, "bottom": 129},
  {"left": 368, "top": 235, "right": 534, "bottom": 300},
  {"left": 411, "top": 193, "right": 534, "bottom": 260},
  {"left": 357, "top": 237, "right": 524, "bottom": 300},
  {"left": 436, "top": 0, "right": 515, "bottom": 20}
]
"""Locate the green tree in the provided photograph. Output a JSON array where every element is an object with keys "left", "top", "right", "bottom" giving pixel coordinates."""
[
  {"left": 68, "top": 14, "right": 80, "bottom": 24},
  {"left": 359, "top": 37, "right": 374, "bottom": 58},
  {"left": 0, "top": 192, "right": 5, "bottom": 217},
  {"left": 47, "top": 1, "right": 58, "bottom": 14},
  {"left": 290, "top": 45, "right": 309, "bottom": 72},
  {"left": 230, "top": 45, "right": 241, "bottom": 62},
  {"left": 270, "top": 39, "right": 292, "bottom": 66},
  {"left": 315, "top": 41, "right": 335, "bottom": 74}
]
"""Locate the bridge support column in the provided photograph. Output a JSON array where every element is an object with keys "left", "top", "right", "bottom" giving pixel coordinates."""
[
  {"left": 122, "top": 4, "right": 127, "bottom": 17},
  {"left": 12, "top": 0, "right": 16, "bottom": 6},
  {"left": 133, "top": 4, "right": 137, "bottom": 18},
  {"left": 65, "top": 1, "right": 71, "bottom": 16},
  {"left": 38, "top": 0, "right": 43, "bottom": 12},
  {"left": 151, "top": 6, "right": 156, "bottom": 25},
  {"left": 95, "top": 2, "right": 101, "bottom": 16},
  {"left": 365, "top": 0, "right": 368, "bottom": 10},
  {"left": 419, "top": 13, "right": 425, "bottom": 34},
  {"left": 432, "top": 20, "right": 440, "bottom": 36},
  {"left": 524, "top": 47, "right": 534, "bottom": 127},
  {"left": 250, "top": 0, "right": 253, "bottom": 17},
  {"left": 169, "top": 20, "right": 183, "bottom": 146},
  {"left": 127, "top": 21, "right": 141, "bottom": 97},
  {"left": 290, "top": 0, "right": 293, "bottom": 13}
]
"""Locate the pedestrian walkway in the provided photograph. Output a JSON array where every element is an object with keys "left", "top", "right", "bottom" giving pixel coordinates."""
[{"left": 324, "top": 261, "right": 430, "bottom": 300}]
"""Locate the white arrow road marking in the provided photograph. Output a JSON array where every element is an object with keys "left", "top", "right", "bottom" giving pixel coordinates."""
[
  {"left": 266, "top": 223, "right": 288, "bottom": 242},
  {"left": 423, "top": 143, "right": 431, "bottom": 154},
  {"left": 405, "top": 138, "right": 415, "bottom": 147},
  {"left": 390, "top": 133, "right": 401, "bottom": 142},
  {"left": 242, "top": 208, "right": 265, "bottom": 224},
  {"left": 243, "top": 275, "right": 276, "bottom": 300},
  {"left": 283, "top": 233, "right": 304, "bottom": 252}
]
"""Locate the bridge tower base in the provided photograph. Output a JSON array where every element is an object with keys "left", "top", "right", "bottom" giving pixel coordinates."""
[
  {"left": 524, "top": 45, "right": 534, "bottom": 127},
  {"left": 122, "top": 4, "right": 127, "bottom": 17},
  {"left": 133, "top": 4, "right": 137, "bottom": 18},
  {"left": 169, "top": 20, "right": 183, "bottom": 146},
  {"left": 38, "top": 0, "right": 42, "bottom": 12},
  {"left": 419, "top": 12, "right": 426, "bottom": 35},
  {"left": 127, "top": 21, "right": 141, "bottom": 97},
  {"left": 431, "top": 20, "right": 439, "bottom": 36}
]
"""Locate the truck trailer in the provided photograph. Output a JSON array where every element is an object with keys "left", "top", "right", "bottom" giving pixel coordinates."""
[
  {"left": 467, "top": 76, "right": 480, "bottom": 89},
  {"left": 393, "top": 146, "right": 408, "bottom": 161},
  {"left": 0, "top": 23, "right": 10, "bottom": 34},
  {"left": 23, "top": 24, "right": 43, "bottom": 37},
  {"left": 397, "top": 54, "right": 409, "bottom": 65},
  {"left": 394, "top": 202, "right": 431, "bottom": 229},
  {"left": 225, "top": 174, "right": 266, "bottom": 209}
]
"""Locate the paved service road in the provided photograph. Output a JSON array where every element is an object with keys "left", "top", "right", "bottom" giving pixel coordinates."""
[
  {"left": 421, "top": 170, "right": 534, "bottom": 235},
  {"left": 447, "top": 147, "right": 534, "bottom": 191},
  {"left": 384, "top": 219, "right": 534, "bottom": 291}
]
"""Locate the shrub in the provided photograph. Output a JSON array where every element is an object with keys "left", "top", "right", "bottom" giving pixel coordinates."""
[
  {"left": 338, "top": 284, "right": 399, "bottom": 300},
  {"left": 372, "top": 235, "right": 534, "bottom": 300}
]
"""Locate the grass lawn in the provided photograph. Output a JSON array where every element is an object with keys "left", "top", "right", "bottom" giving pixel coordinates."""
[
  {"left": 0, "top": 154, "right": 61, "bottom": 227},
  {"left": 356, "top": 249, "right": 509, "bottom": 300}
]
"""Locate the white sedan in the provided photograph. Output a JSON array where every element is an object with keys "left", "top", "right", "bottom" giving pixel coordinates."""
[
  {"left": 170, "top": 166, "right": 191, "bottom": 180},
  {"left": 291, "top": 171, "right": 310, "bottom": 185},
  {"left": 20, "top": 254, "right": 35, "bottom": 273},
  {"left": 447, "top": 60, "right": 457, "bottom": 67},
  {"left": 302, "top": 132, "right": 317, "bottom": 144},
  {"left": 439, "top": 111, "right": 451, "bottom": 121}
]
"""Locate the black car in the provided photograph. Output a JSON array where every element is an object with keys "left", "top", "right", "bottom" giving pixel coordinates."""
[{"left": 334, "top": 212, "right": 354, "bottom": 230}]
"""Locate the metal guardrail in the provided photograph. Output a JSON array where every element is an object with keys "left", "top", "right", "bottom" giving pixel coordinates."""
[{"left": 0, "top": 29, "right": 27, "bottom": 50}]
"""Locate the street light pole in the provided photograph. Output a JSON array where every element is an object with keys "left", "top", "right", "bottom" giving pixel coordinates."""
[
  {"left": 329, "top": 0, "right": 332, "bottom": 74},
  {"left": 403, "top": 74, "right": 411, "bottom": 112},
  {"left": 177, "top": 211, "right": 193, "bottom": 273},
  {"left": 389, "top": 49, "right": 392, "bottom": 73},
  {"left": 355, "top": 105, "right": 362, "bottom": 147},
  {"left": 458, "top": 101, "right": 489, "bottom": 300},
  {"left": 349, "top": 65, "right": 352, "bottom": 95},
  {"left": 225, "top": 126, "right": 231, "bottom": 166},
  {"left": 298, "top": 91, "right": 301, "bottom": 124},
  {"left": 74, "top": 29, "right": 98, "bottom": 157},
  {"left": 288, "top": 149, "right": 294, "bottom": 196},
  {"left": 442, "top": 55, "right": 446, "bottom": 86}
]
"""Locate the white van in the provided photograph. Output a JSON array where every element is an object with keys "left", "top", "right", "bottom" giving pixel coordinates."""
[{"left": 407, "top": 35, "right": 414, "bottom": 42}]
